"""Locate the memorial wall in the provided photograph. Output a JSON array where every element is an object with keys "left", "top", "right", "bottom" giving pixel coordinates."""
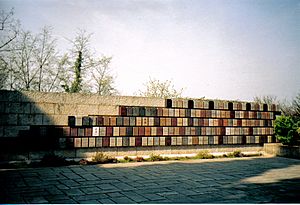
[
  {"left": 0, "top": 91, "right": 280, "bottom": 153},
  {"left": 59, "top": 99, "right": 279, "bottom": 149}
]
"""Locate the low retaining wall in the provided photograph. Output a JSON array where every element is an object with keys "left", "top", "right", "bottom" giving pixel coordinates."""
[
  {"left": 264, "top": 143, "right": 300, "bottom": 159},
  {"left": 1, "top": 145, "right": 264, "bottom": 161}
]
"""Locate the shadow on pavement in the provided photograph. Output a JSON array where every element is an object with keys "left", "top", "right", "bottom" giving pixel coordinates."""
[{"left": 1, "top": 156, "right": 300, "bottom": 203}]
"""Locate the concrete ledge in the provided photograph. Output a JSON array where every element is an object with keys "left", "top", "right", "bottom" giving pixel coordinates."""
[
  {"left": 0, "top": 145, "right": 264, "bottom": 161},
  {"left": 264, "top": 143, "right": 300, "bottom": 159}
]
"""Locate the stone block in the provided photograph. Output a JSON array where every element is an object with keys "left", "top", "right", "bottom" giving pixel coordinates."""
[
  {"left": 1, "top": 90, "right": 22, "bottom": 102},
  {"left": 0, "top": 126, "right": 3, "bottom": 137},
  {"left": 51, "top": 115, "right": 68, "bottom": 126},
  {"left": 6, "top": 114, "right": 18, "bottom": 125},
  {"left": 136, "top": 146, "right": 155, "bottom": 156},
  {"left": 29, "top": 151, "right": 51, "bottom": 160},
  {"left": 82, "top": 116, "right": 91, "bottom": 126},
  {"left": 31, "top": 103, "right": 55, "bottom": 114},
  {"left": 17, "top": 114, "right": 31, "bottom": 125},
  {"left": 54, "top": 103, "right": 77, "bottom": 115},
  {"left": 5, "top": 102, "right": 29, "bottom": 114},
  {"left": 89, "top": 137, "right": 96, "bottom": 147},
  {"left": 42, "top": 114, "right": 52, "bottom": 125},
  {"left": 77, "top": 104, "right": 98, "bottom": 115},
  {"left": 16, "top": 113, "right": 41, "bottom": 126},
  {"left": 54, "top": 149, "right": 76, "bottom": 158},
  {"left": 4, "top": 125, "right": 30, "bottom": 137},
  {"left": 0, "top": 90, "right": 9, "bottom": 102},
  {"left": 0, "top": 102, "right": 5, "bottom": 113},
  {"left": 33, "top": 114, "right": 43, "bottom": 125},
  {"left": 68, "top": 116, "right": 76, "bottom": 127},
  {"left": 23, "top": 103, "right": 31, "bottom": 113},
  {"left": 97, "top": 105, "right": 119, "bottom": 115},
  {"left": 0, "top": 114, "right": 7, "bottom": 125},
  {"left": 5, "top": 102, "right": 23, "bottom": 113}
]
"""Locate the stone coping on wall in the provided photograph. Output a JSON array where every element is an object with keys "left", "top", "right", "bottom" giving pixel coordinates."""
[
  {"left": 0, "top": 90, "right": 165, "bottom": 107},
  {"left": 0, "top": 90, "right": 281, "bottom": 110}
]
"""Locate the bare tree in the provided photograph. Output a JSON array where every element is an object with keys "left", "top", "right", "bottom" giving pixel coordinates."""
[
  {"left": 0, "top": 8, "right": 20, "bottom": 52},
  {"left": 9, "top": 30, "right": 38, "bottom": 90},
  {"left": 292, "top": 93, "right": 300, "bottom": 117},
  {"left": 253, "top": 95, "right": 299, "bottom": 117},
  {"left": 138, "top": 77, "right": 183, "bottom": 98},
  {"left": 62, "top": 30, "right": 119, "bottom": 95},
  {"left": 1, "top": 27, "right": 65, "bottom": 92},
  {"left": 253, "top": 95, "right": 278, "bottom": 104},
  {"left": 0, "top": 19, "right": 119, "bottom": 94},
  {"left": 0, "top": 8, "right": 20, "bottom": 89},
  {"left": 34, "top": 26, "right": 58, "bottom": 91},
  {"left": 0, "top": 59, "right": 7, "bottom": 89},
  {"left": 91, "top": 56, "right": 118, "bottom": 95}
]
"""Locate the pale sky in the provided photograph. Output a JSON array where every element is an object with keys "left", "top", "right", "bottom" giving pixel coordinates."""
[{"left": 1, "top": 0, "right": 299, "bottom": 101}]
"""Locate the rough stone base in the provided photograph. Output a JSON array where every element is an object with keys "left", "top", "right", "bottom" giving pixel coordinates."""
[
  {"left": 264, "top": 143, "right": 300, "bottom": 159},
  {"left": 1, "top": 145, "right": 264, "bottom": 162}
]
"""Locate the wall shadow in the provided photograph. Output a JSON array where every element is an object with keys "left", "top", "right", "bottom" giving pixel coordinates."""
[{"left": 0, "top": 90, "right": 56, "bottom": 157}]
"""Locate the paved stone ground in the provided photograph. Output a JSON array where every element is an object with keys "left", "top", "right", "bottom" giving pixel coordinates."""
[{"left": 1, "top": 156, "right": 300, "bottom": 204}]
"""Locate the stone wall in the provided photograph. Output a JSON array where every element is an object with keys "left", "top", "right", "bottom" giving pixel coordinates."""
[
  {"left": 61, "top": 100, "right": 278, "bottom": 149},
  {"left": 0, "top": 90, "right": 281, "bottom": 159},
  {"left": 0, "top": 90, "right": 165, "bottom": 138}
]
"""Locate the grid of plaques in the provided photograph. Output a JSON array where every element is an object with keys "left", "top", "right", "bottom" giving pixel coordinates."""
[{"left": 57, "top": 99, "right": 280, "bottom": 149}]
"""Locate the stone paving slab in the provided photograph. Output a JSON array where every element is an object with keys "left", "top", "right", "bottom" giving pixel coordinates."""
[{"left": 1, "top": 156, "right": 300, "bottom": 203}]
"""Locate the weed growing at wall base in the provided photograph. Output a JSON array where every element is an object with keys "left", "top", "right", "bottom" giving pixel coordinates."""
[
  {"left": 225, "top": 150, "right": 243, "bottom": 158},
  {"left": 196, "top": 150, "right": 214, "bottom": 159},
  {"left": 92, "top": 152, "right": 116, "bottom": 163}
]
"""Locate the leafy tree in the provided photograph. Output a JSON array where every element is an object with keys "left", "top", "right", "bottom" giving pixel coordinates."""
[
  {"left": 61, "top": 30, "right": 90, "bottom": 92},
  {"left": 69, "top": 51, "right": 83, "bottom": 93},
  {"left": 138, "top": 77, "right": 183, "bottom": 98},
  {"left": 274, "top": 116, "right": 300, "bottom": 145},
  {"left": 257, "top": 93, "right": 300, "bottom": 146}
]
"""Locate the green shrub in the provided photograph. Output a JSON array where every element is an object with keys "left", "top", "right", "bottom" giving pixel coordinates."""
[
  {"left": 225, "top": 150, "right": 243, "bottom": 158},
  {"left": 233, "top": 150, "right": 243, "bottom": 157},
  {"left": 163, "top": 156, "right": 170, "bottom": 161},
  {"left": 118, "top": 156, "right": 144, "bottom": 163},
  {"left": 92, "top": 152, "right": 115, "bottom": 164},
  {"left": 123, "top": 156, "right": 134, "bottom": 162},
  {"left": 149, "top": 154, "right": 164, "bottom": 161},
  {"left": 196, "top": 150, "right": 214, "bottom": 159},
  {"left": 274, "top": 116, "right": 300, "bottom": 145},
  {"left": 225, "top": 153, "right": 234, "bottom": 158}
]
